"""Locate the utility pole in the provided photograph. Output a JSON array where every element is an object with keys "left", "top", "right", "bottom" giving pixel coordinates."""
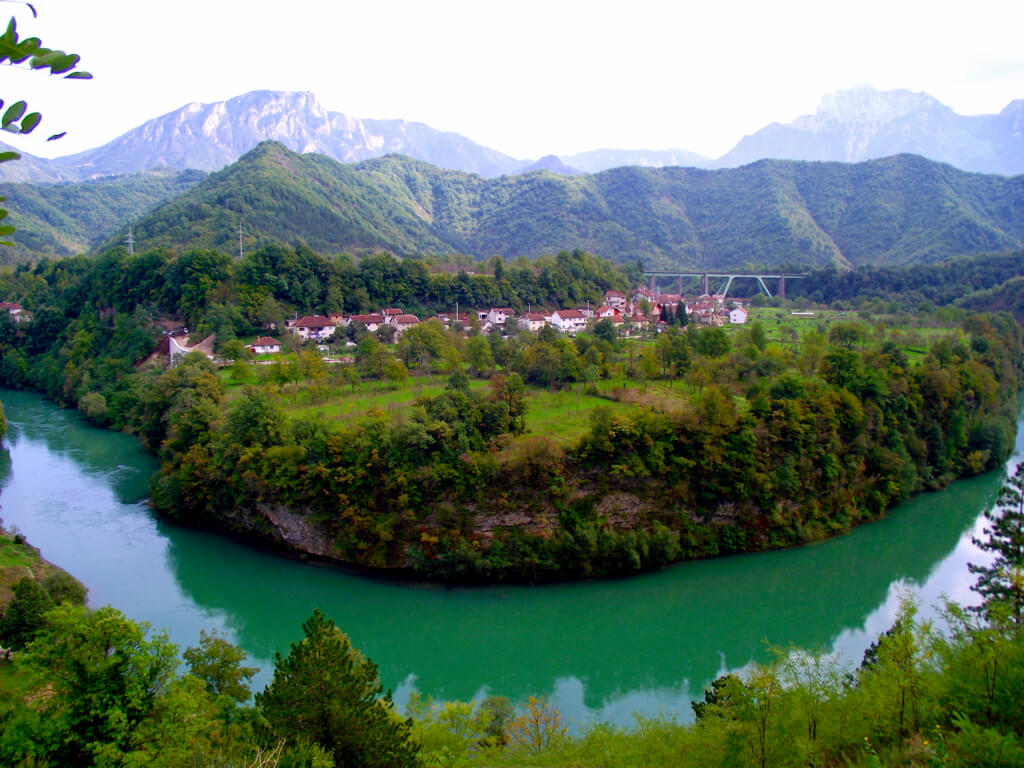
[
  {"left": 124, "top": 225, "right": 135, "bottom": 256},
  {"left": 238, "top": 221, "right": 244, "bottom": 260}
]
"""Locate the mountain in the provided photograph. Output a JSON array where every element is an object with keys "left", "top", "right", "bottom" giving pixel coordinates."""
[
  {"left": 0, "top": 169, "right": 205, "bottom": 263},
  {"left": 719, "top": 86, "right": 1024, "bottom": 175},
  {"left": 519, "top": 155, "right": 583, "bottom": 175},
  {"left": 3, "top": 86, "right": 1021, "bottom": 186},
  {"left": 52, "top": 91, "right": 525, "bottom": 179},
  {"left": 0, "top": 141, "right": 82, "bottom": 183},
  {"left": 561, "top": 148, "right": 713, "bottom": 172},
  {"left": 107, "top": 142, "right": 1024, "bottom": 270}
]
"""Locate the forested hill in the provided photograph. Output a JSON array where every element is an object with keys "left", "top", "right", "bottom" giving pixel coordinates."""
[
  {"left": 7, "top": 141, "right": 1024, "bottom": 269},
  {"left": 110, "top": 143, "right": 1024, "bottom": 269},
  {"left": 0, "top": 169, "right": 205, "bottom": 264}
]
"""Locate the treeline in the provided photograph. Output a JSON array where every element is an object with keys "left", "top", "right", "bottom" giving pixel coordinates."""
[{"left": 788, "top": 250, "right": 1024, "bottom": 310}]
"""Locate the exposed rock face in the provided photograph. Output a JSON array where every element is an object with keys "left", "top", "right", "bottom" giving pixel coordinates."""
[
  {"left": 53, "top": 90, "right": 523, "bottom": 179},
  {"left": 258, "top": 503, "right": 335, "bottom": 558}
]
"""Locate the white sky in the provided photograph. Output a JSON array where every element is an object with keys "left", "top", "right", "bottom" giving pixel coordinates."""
[{"left": 4, "top": 0, "right": 1024, "bottom": 161}]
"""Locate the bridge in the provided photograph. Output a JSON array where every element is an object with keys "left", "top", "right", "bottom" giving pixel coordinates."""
[{"left": 643, "top": 271, "right": 809, "bottom": 299}]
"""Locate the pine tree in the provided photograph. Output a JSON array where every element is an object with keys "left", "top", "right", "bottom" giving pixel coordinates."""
[
  {"left": 257, "top": 610, "right": 418, "bottom": 768},
  {"left": 970, "top": 462, "right": 1024, "bottom": 623}
]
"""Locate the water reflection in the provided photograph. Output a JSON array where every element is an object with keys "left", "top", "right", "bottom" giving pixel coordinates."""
[{"left": 0, "top": 388, "right": 1017, "bottom": 728}]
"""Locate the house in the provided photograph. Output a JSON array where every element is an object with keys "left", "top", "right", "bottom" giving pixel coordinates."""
[
  {"left": 247, "top": 336, "right": 282, "bottom": 354},
  {"left": 729, "top": 307, "right": 749, "bottom": 324},
  {"left": 381, "top": 308, "right": 404, "bottom": 319},
  {"left": 0, "top": 301, "right": 29, "bottom": 323},
  {"left": 550, "top": 309, "right": 588, "bottom": 334},
  {"left": 346, "top": 314, "right": 385, "bottom": 332},
  {"left": 517, "top": 312, "right": 548, "bottom": 332},
  {"left": 604, "top": 290, "right": 628, "bottom": 310},
  {"left": 596, "top": 305, "right": 621, "bottom": 320},
  {"left": 391, "top": 314, "right": 420, "bottom": 338},
  {"left": 486, "top": 307, "right": 515, "bottom": 326},
  {"left": 289, "top": 315, "right": 336, "bottom": 340}
]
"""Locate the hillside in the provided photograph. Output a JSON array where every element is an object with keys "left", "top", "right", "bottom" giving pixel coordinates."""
[
  {"left": 0, "top": 169, "right": 205, "bottom": 264},
  {"left": 113, "top": 143, "right": 1024, "bottom": 269}
]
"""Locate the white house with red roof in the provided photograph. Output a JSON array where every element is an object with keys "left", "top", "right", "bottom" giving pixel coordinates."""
[
  {"left": 345, "top": 314, "right": 385, "bottom": 331},
  {"left": 391, "top": 314, "right": 420, "bottom": 338},
  {"left": 551, "top": 309, "right": 588, "bottom": 334},
  {"left": 247, "top": 336, "right": 282, "bottom": 354},
  {"left": 289, "top": 315, "right": 336, "bottom": 340},
  {"left": 729, "top": 307, "right": 749, "bottom": 324}
]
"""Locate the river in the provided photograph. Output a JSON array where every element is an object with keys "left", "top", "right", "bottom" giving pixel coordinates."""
[{"left": 0, "top": 388, "right": 1018, "bottom": 728}]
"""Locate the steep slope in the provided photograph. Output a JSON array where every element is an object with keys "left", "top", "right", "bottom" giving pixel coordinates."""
[
  {"left": 0, "top": 169, "right": 205, "bottom": 264},
  {"left": 111, "top": 144, "right": 1024, "bottom": 270}
]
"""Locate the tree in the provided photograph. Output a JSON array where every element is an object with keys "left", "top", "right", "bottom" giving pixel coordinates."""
[
  {"left": 13, "top": 605, "right": 178, "bottom": 767},
  {"left": 0, "top": 576, "right": 52, "bottom": 649},
  {"left": 183, "top": 629, "right": 257, "bottom": 703},
  {"left": 503, "top": 696, "right": 566, "bottom": 753},
  {"left": 256, "top": 609, "right": 418, "bottom": 768},
  {"left": 970, "top": 462, "right": 1024, "bottom": 623},
  {"left": 1, "top": 8, "right": 92, "bottom": 244}
]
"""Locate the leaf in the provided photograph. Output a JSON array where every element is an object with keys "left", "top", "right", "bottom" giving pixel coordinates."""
[
  {"left": 26, "top": 4, "right": 37, "bottom": 18},
  {"left": 64, "top": 70, "right": 92, "bottom": 80},
  {"left": 2, "top": 100, "right": 27, "bottom": 129},
  {"left": 46, "top": 131, "right": 65, "bottom": 142},
  {"left": 0, "top": 151, "right": 19, "bottom": 162},
  {"left": 0, "top": 224, "right": 16, "bottom": 236},
  {"left": 18, "top": 111, "right": 40, "bottom": 134}
]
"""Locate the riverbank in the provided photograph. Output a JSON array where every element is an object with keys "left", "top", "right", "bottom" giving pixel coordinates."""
[{"left": 0, "top": 523, "right": 86, "bottom": 609}]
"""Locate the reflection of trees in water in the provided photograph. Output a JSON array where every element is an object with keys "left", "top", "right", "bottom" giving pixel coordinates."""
[
  {"left": 162, "top": 464, "right": 999, "bottom": 710},
  {"left": 1, "top": 390, "right": 156, "bottom": 504}
]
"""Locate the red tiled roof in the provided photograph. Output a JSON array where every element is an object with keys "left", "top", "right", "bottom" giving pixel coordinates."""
[
  {"left": 394, "top": 314, "right": 419, "bottom": 324},
  {"left": 350, "top": 314, "right": 384, "bottom": 324},
  {"left": 249, "top": 336, "right": 281, "bottom": 346},
  {"left": 294, "top": 315, "right": 333, "bottom": 328},
  {"left": 382, "top": 308, "right": 403, "bottom": 316},
  {"left": 522, "top": 313, "right": 547, "bottom": 321},
  {"left": 554, "top": 309, "right": 586, "bottom": 320}
]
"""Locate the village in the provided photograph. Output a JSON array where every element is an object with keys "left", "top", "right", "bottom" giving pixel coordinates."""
[{"left": 240, "top": 288, "right": 750, "bottom": 357}]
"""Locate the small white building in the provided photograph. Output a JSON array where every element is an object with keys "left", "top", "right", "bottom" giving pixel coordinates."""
[
  {"left": 729, "top": 307, "right": 749, "bottom": 324},
  {"left": 486, "top": 307, "right": 515, "bottom": 326},
  {"left": 551, "top": 309, "right": 588, "bottom": 334},
  {"left": 247, "top": 336, "right": 282, "bottom": 354}
]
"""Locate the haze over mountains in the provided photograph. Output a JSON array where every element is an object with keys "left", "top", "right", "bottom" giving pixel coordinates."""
[{"left": 3, "top": 86, "right": 1022, "bottom": 183}]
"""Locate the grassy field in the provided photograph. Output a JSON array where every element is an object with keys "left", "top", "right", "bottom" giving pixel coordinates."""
[
  {"left": 249, "top": 373, "right": 643, "bottom": 445},
  {"left": 213, "top": 308, "right": 962, "bottom": 449}
]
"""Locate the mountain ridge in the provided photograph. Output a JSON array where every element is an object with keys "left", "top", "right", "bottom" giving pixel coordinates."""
[
  {"left": 3, "top": 86, "right": 1021, "bottom": 184},
  {"left": 85, "top": 142, "right": 1024, "bottom": 270}
]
